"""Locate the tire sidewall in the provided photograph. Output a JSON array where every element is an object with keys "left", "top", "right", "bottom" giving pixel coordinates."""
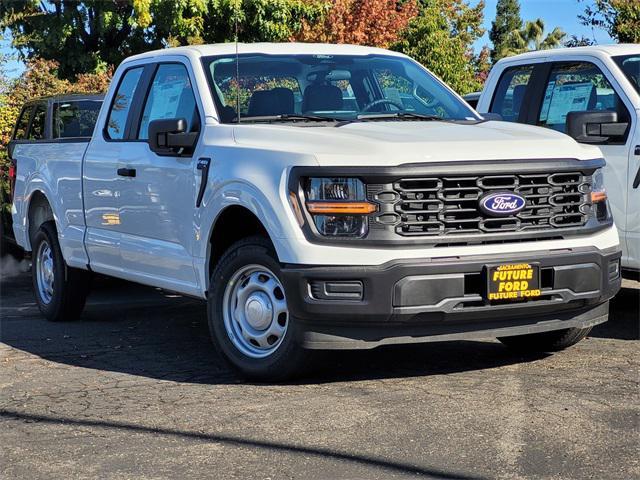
[
  {"left": 208, "top": 238, "right": 303, "bottom": 379},
  {"left": 31, "top": 223, "right": 67, "bottom": 320}
]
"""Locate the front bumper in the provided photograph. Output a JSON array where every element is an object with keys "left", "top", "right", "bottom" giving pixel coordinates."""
[{"left": 280, "top": 246, "right": 622, "bottom": 349}]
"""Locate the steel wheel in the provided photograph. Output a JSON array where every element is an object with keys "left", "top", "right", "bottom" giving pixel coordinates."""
[
  {"left": 35, "top": 239, "right": 55, "bottom": 304},
  {"left": 222, "top": 264, "right": 289, "bottom": 359}
]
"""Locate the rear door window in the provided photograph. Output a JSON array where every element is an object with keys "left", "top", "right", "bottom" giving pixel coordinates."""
[
  {"left": 13, "top": 106, "right": 32, "bottom": 140},
  {"left": 105, "top": 66, "right": 144, "bottom": 140},
  {"left": 537, "top": 62, "right": 629, "bottom": 134},
  {"left": 53, "top": 100, "right": 102, "bottom": 138},
  {"left": 27, "top": 104, "right": 47, "bottom": 140},
  {"left": 490, "top": 65, "right": 534, "bottom": 121}
]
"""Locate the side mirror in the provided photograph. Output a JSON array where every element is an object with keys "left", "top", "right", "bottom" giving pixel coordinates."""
[
  {"left": 566, "top": 111, "right": 628, "bottom": 144},
  {"left": 148, "top": 118, "right": 198, "bottom": 156},
  {"left": 481, "top": 113, "right": 503, "bottom": 121}
]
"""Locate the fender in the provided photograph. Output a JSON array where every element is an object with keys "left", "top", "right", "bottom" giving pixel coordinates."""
[{"left": 194, "top": 178, "right": 301, "bottom": 292}]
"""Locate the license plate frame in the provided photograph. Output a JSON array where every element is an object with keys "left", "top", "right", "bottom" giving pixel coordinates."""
[{"left": 486, "top": 263, "right": 541, "bottom": 302}]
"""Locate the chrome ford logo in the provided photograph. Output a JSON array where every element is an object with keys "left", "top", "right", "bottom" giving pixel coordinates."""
[{"left": 479, "top": 192, "right": 526, "bottom": 217}]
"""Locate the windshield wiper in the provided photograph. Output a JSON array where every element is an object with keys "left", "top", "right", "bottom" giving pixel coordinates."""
[
  {"left": 336, "top": 112, "right": 450, "bottom": 126},
  {"left": 236, "top": 114, "right": 339, "bottom": 123}
]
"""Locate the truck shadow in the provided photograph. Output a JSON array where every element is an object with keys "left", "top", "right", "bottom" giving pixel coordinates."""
[{"left": 1, "top": 272, "right": 637, "bottom": 385}]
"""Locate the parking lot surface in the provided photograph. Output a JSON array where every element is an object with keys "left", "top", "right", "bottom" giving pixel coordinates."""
[{"left": 1, "top": 268, "right": 638, "bottom": 480}]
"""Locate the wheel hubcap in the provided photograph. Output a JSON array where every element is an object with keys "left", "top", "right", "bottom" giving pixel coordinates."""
[
  {"left": 222, "top": 264, "right": 289, "bottom": 358},
  {"left": 36, "top": 241, "right": 54, "bottom": 304}
]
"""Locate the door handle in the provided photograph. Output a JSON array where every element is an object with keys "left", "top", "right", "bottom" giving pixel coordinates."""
[
  {"left": 634, "top": 146, "right": 640, "bottom": 189},
  {"left": 196, "top": 157, "right": 211, "bottom": 207},
  {"left": 117, "top": 168, "right": 136, "bottom": 178}
]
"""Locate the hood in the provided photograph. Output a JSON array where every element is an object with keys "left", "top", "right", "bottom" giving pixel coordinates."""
[{"left": 232, "top": 120, "right": 602, "bottom": 166}]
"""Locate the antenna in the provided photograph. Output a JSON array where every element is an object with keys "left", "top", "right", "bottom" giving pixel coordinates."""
[{"left": 235, "top": 0, "right": 241, "bottom": 123}]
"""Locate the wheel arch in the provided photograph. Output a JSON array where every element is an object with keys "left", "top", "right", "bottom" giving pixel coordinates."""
[
  {"left": 26, "top": 189, "right": 55, "bottom": 251},
  {"left": 206, "top": 205, "right": 273, "bottom": 283}
]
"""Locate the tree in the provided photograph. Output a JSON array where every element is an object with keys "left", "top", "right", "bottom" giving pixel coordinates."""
[
  {"left": 580, "top": 0, "right": 640, "bottom": 43},
  {"left": 502, "top": 19, "right": 566, "bottom": 56},
  {"left": 489, "top": 0, "right": 522, "bottom": 63},
  {"left": 393, "top": 0, "right": 486, "bottom": 95},
  {"left": 0, "top": 1, "right": 325, "bottom": 80},
  {"left": 294, "top": 0, "right": 418, "bottom": 48},
  {"left": 564, "top": 35, "right": 595, "bottom": 48}
]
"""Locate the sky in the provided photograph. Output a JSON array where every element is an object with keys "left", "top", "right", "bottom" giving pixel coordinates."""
[
  {"left": 474, "top": 0, "right": 614, "bottom": 51},
  {"left": 1, "top": 0, "right": 615, "bottom": 80}
]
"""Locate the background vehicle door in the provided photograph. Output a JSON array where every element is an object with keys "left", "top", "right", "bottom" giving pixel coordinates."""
[{"left": 628, "top": 119, "right": 640, "bottom": 271}]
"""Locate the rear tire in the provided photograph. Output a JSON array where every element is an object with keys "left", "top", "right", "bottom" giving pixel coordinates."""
[
  {"left": 31, "top": 221, "right": 91, "bottom": 321},
  {"left": 207, "top": 236, "right": 311, "bottom": 381},
  {"left": 498, "top": 327, "right": 592, "bottom": 352}
]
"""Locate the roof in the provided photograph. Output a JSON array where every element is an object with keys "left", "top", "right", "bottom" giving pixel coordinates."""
[
  {"left": 123, "top": 42, "right": 407, "bottom": 63},
  {"left": 496, "top": 44, "right": 640, "bottom": 65}
]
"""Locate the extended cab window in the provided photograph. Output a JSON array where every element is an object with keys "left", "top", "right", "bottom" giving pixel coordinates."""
[
  {"left": 13, "top": 106, "right": 32, "bottom": 140},
  {"left": 106, "top": 67, "right": 144, "bottom": 140},
  {"left": 53, "top": 100, "right": 102, "bottom": 138},
  {"left": 537, "top": 62, "right": 629, "bottom": 135},
  {"left": 138, "top": 63, "right": 200, "bottom": 139},
  {"left": 490, "top": 65, "right": 533, "bottom": 122},
  {"left": 27, "top": 104, "right": 47, "bottom": 140}
]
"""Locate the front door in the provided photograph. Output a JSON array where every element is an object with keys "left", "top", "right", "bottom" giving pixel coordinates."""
[{"left": 83, "top": 60, "right": 203, "bottom": 295}]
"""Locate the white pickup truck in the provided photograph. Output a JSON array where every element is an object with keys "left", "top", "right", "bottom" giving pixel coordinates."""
[
  {"left": 10, "top": 43, "right": 622, "bottom": 380},
  {"left": 475, "top": 44, "right": 639, "bottom": 277}
]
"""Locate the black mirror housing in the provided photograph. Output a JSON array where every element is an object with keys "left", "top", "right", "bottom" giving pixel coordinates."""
[
  {"left": 148, "top": 118, "right": 198, "bottom": 155},
  {"left": 566, "top": 110, "right": 628, "bottom": 144}
]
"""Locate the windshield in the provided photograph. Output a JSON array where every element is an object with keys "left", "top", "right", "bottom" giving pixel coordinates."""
[
  {"left": 202, "top": 54, "right": 479, "bottom": 123},
  {"left": 613, "top": 54, "right": 640, "bottom": 94}
]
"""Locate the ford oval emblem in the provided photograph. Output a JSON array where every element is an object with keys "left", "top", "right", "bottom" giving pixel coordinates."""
[{"left": 479, "top": 191, "right": 526, "bottom": 217}]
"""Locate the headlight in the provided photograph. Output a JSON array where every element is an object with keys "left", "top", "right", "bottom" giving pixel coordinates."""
[
  {"left": 591, "top": 168, "right": 608, "bottom": 221},
  {"left": 303, "top": 177, "right": 376, "bottom": 237}
]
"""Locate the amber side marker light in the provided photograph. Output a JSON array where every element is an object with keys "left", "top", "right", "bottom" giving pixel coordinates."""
[
  {"left": 289, "top": 191, "right": 305, "bottom": 227},
  {"left": 306, "top": 201, "right": 377, "bottom": 214},
  {"left": 591, "top": 191, "right": 607, "bottom": 203}
]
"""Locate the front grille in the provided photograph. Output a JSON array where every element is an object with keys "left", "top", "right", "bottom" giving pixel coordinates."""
[{"left": 373, "top": 172, "right": 592, "bottom": 237}]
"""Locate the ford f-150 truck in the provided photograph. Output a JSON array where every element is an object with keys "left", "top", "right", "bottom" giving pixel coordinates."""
[
  {"left": 475, "top": 44, "right": 639, "bottom": 277},
  {"left": 10, "top": 43, "right": 622, "bottom": 380}
]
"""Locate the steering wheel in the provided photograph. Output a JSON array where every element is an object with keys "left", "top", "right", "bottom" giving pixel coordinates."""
[{"left": 362, "top": 98, "right": 404, "bottom": 112}]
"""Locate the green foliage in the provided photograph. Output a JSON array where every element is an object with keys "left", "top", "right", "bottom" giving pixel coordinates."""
[
  {"left": 0, "top": 1, "right": 325, "bottom": 80},
  {"left": 580, "top": 0, "right": 640, "bottom": 43},
  {"left": 503, "top": 18, "right": 566, "bottom": 56},
  {"left": 392, "top": 0, "right": 486, "bottom": 95},
  {"left": 489, "top": 0, "right": 522, "bottom": 63}
]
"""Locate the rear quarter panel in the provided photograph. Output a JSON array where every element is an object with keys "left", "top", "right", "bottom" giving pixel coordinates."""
[{"left": 12, "top": 141, "right": 90, "bottom": 267}]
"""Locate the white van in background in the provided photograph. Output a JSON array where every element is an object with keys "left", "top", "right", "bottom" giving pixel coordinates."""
[{"left": 476, "top": 45, "right": 639, "bottom": 276}]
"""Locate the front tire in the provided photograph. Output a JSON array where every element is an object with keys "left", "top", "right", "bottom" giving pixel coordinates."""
[
  {"left": 31, "top": 222, "right": 91, "bottom": 321},
  {"left": 207, "top": 236, "right": 310, "bottom": 381},
  {"left": 498, "top": 326, "right": 592, "bottom": 352}
]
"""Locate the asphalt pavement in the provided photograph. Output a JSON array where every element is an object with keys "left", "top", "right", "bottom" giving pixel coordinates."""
[{"left": 1, "top": 265, "right": 638, "bottom": 479}]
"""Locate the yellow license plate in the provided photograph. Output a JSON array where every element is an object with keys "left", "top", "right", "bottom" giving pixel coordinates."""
[{"left": 487, "top": 263, "right": 541, "bottom": 301}]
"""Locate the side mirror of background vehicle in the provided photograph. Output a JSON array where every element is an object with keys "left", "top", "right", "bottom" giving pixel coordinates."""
[
  {"left": 566, "top": 111, "right": 628, "bottom": 144},
  {"left": 148, "top": 118, "right": 198, "bottom": 156},
  {"left": 481, "top": 113, "right": 503, "bottom": 121}
]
